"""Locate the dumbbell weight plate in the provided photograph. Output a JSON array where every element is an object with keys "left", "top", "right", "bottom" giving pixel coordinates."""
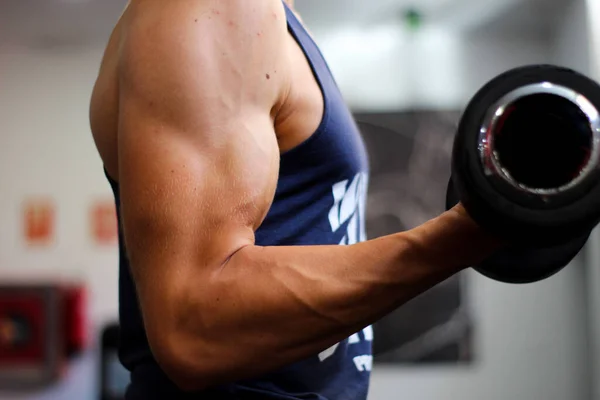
[
  {"left": 473, "top": 233, "right": 589, "bottom": 284},
  {"left": 452, "top": 65, "right": 600, "bottom": 246},
  {"left": 446, "top": 177, "right": 589, "bottom": 283}
]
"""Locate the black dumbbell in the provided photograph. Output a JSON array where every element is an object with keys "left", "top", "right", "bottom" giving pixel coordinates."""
[{"left": 447, "top": 65, "right": 600, "bottom": 283}]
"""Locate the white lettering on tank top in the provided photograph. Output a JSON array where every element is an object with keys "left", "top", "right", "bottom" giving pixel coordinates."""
[{"left": 320, "top": 172, "right": 372, "bottom": 371}]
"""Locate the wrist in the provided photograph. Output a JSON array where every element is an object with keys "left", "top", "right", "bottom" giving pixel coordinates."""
[{"left": 404, "top": 208, "right": 504, "bottom": 271}]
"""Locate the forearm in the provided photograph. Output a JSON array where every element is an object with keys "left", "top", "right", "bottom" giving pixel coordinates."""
[{"left": 167, "top": 206, "right": 501, "bottom": 389}]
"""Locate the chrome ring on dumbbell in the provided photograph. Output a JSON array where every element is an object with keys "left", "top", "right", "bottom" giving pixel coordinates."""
[{"left": 478, "top": 82, "right": 600, "bottom": 204}]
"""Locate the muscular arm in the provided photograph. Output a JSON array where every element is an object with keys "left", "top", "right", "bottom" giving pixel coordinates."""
[{"left": 117, "top": 0, "right": 500, "bottom": 391}]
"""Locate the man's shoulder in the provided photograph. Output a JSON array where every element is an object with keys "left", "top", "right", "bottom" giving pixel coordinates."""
[
  {"left": 116, "top": 0, "right": 293, "bottom": 126},
  {"left": 126, "top": 0, "right": 287, "bottom": 29},
  {"left": 121, "top": 0, "right": 290, "bottom": 69}
]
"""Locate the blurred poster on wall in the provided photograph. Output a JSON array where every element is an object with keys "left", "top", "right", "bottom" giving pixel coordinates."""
[
  {"left": 0, "top": 284, "right": 64, "bottom": 390},
  {"left": 354, "top": 110, "right": 473, "bottom": 364},
  {"left": 90, "top": 200, "right": 118, "bottom": 246},
  {"left": 23, "top": 198, "right": 55, "bottom": 247}
]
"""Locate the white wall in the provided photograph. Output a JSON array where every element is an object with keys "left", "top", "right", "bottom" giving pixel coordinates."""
[
  {"left": 0, "top": 44, "right": 113, "bottom": 400},
  {"left": 553, "top": 0, "right": 591, "bottom": 74},
  {"left": 315, "top": 24, "right": 552, "bottom": 111},
  {"left": 0, "top": 44, "right": 118, "bottom": 328},
  {"left": 584, "top": 0, "right": 600, "bottom": 397},
  {"left": 547, "top": 0, "right": 594, "bottom": 398},
  {"left": 315, "top": 24, "right": 466, "bottom": 111}
]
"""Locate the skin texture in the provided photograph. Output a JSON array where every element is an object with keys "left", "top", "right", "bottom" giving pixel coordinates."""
[{"left": 89, "top": 0, "right": 503, "bottom": 392}]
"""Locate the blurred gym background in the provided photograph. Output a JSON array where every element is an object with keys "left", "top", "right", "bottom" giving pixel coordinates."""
[{"left": 1, "top": 0, "right": 600, "bottom": 399}]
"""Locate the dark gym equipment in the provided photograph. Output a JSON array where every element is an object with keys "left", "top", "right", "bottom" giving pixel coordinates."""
[
  {"left": 447, "top": 65, "right": 600, "bottom": 283},
  {"left": 100, "top": 323, "right": 127, "bottom": 400}
]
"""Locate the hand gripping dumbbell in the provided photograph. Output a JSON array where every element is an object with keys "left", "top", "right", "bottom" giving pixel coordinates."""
[{"left": 447, "top": 65, "right": 600, "bottom": 283}]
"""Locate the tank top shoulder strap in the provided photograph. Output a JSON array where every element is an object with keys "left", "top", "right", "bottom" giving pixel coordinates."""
[{"left": 283, "top": 2, "right": 339, "bottom": 96}]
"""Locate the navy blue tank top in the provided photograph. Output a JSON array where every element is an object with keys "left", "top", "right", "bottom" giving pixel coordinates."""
[{"left": 106, "top": 4, "right": 371, "bottom": 399}]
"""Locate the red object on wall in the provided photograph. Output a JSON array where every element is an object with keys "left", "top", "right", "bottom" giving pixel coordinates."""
[
  {"left": 23, "top": 199, "right": 55, "bottom": 246},
  {"left": 91, "top": 200, "right": 118, "bottom": 244},
  {"left": 61, "top": 284, "right": 88, "bottom": 357}
]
